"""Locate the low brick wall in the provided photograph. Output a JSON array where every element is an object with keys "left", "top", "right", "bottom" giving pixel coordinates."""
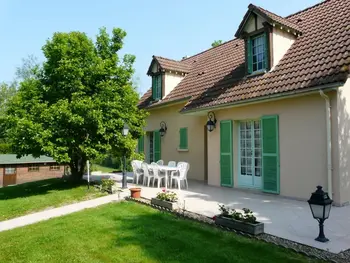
[{"left": 0, "top": 164, "right": 65, "bottom": 187}]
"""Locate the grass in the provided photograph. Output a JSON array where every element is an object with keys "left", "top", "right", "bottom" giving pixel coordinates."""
[
  {"left": 91, "top": 164, "right": 118, "bottom": 173},
  {"left": 0, "top": 202, "right": 320, "bottom": 263},
  {"left": 0, "top": 178, "right": 106, "bottom": 221}
]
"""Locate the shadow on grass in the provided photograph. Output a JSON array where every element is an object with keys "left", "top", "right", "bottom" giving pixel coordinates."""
[
  {"left": 0, "top": 178, "right": 85, "bottom": 201},
  {"left": 107, "top": 203, "right": 313, "bottom": 263}
]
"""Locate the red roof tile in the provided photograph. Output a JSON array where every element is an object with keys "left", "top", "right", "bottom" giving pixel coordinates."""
[{"left": 139, "top": 0, "right": 350, "bottom": 112}]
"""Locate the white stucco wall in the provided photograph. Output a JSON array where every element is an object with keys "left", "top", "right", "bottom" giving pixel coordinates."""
[
  {"left": 144, "top": 103, "right": 206, "bottom": 181},
  {"left": 244, "top": 14, "right": 265, "bottom": 33},
  {"left": 272, "top": 27, "right": 296, "bottom": 70},
  {"left": 164, "top": 73, "right": 183, "bottom": 98},
  {"left": 336, "top": 77, "right": 350, "bottom": 205},
  {"left": 207, "top": 93, "right": 331, "bottom": 201}
]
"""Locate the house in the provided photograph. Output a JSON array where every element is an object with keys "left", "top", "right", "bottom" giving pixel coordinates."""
[
  {"left": 0, "top": 154, "right": 64, "bottom": 187},
  {"left": 138, "top": 0, "right": 350, "bottom": 206}
]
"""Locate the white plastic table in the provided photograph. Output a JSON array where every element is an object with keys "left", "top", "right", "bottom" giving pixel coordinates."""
[{"left": 157, "top": 165, "right": 178, "bottom": 190}]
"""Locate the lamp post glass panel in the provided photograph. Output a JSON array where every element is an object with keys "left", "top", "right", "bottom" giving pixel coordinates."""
[
  {"left": 308, "top": 186, "right": 333, "bottom": 242},
  {"left": 206, "top": 112, "right": 217, "bottom": 132},
  {"left": 122, "top": 123, "right": 129, "bottom": 189}
]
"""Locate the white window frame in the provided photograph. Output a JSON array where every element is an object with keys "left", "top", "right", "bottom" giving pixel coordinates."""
[{"left": 251, "top": 34, "right": 266, "bottom": 73}]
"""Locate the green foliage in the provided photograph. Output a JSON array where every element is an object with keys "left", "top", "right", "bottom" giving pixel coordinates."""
[
  {"left": 211, "top": 40, "right": 223, "bottom": 47},
  {"left": 5, "top": 27, "right": 147, "bottom": 180},
  {"left": 156, "top": 190, "right": 178, "bottom": 202},
  {"left": 101, "top": 178, "right": 115, "bottom": 193},
  {"left": 218, "top": 204, "right": 257, "bottom": 224}
]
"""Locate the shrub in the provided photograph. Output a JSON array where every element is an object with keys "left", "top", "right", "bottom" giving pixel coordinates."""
[
  {"left": 101, "top": 179, "right": 115, "bottom": 193},
  {"left": 218, "top": 204, "right": 257, "bottom": 224},
  {"left": 156, "top": 189, "right": 178, "bottom": 202}
]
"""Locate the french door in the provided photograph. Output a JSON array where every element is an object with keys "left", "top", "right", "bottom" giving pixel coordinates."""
[{"left": 238, "top": 120, "right": 262, "bottom": 188}]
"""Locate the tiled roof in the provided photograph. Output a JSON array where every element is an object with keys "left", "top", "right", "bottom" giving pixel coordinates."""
[
  {"left": 247, "top": 4, "right": 301, "bottom": 34},
  {"left": 139, "top": 0, "right": 350, "bottom": 112},
  {"left": 0, "top": 154, "right": 56, "bottom": 165},
  {"left": 147, "top": 56, "right": 192, "bottom": 75}
]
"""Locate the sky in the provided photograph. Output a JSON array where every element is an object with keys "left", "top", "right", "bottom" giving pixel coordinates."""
[{"left": 0, "top": 0, "right": 320, "bottom": 95}]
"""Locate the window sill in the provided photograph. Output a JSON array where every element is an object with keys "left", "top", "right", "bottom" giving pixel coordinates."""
[
  {"left": 247, "top": 70, "right": 267, "bottom": 78},
  {"left": 177, "top": 148, "right": 189, "bottom": 152}
]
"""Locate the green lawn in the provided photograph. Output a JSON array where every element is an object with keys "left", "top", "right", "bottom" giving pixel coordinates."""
[
  {"left": 91, "top": 164, "right": 118, "bottom": 173},
  {"left": 0, "top": 178, "right": 106, "bottom": 221},
  {"left": 0, "top": 202, "right": 320, "bottom": 263}
]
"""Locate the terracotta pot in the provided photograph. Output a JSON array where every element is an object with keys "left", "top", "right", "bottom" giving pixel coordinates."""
[{"left": 130, "top": 188, "right": 142, "bottom": 198}]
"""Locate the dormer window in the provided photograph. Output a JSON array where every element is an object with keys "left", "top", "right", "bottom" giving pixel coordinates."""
[
  {"left": 152, "top": 74, "right": 162, "bottom": 100},
  {"left": 248, "top": 33, "right": 268, "bottom": 73}
]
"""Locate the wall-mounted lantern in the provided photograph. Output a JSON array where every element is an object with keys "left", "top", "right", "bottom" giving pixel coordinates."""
[
  {"left": 206, "top": 112, "right": 217, "bottom": 132},
  {"left": 159, "top": 121, "right": 167, "bottom": 137},
  {"left": 308, "top": 186, "right": 333, "bottom": 242}
]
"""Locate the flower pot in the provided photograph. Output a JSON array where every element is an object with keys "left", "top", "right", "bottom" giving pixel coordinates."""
[
  {"left": 151, "top": 198, "right": 179, "bottom": 210},
  {"left": 215, "top": 216, "right": 264, "bottom": 235},
  {"left": 130, "top": 188, "right": 141, "bottom": 198}
]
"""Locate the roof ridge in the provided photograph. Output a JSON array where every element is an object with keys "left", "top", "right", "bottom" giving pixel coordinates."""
[
  {"left": 181, "top": 39, "right": 238, "bottom": 62},
  {"left": 285, "top": 0, "right": 330, "bottom": 18},
  {"left": 153, "top": 55, "right": 182, "bottom": 63}
]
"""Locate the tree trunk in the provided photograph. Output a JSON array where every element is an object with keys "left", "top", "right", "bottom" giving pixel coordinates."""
[{"left": 69, "top": 156, "right": 86, "bottom": 183}]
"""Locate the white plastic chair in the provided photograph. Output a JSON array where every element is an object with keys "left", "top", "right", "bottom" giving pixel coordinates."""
[
  {"left": 168, "top": 161, "right": 176, "bottom": 167},
  {"left": 131, "top": 160, "right": 143, "bottom": 184},
  {"left": 151, "top": 163, "right": 166, "bottom": 188},
  {"left": 170, "top": 162, "right": 189, "bottom": 190},
  {"left": 156, "top": 160, "right": 164, "bottom": 165},
  {"left": 142, "top": 162, "right": 154, "bottom": 187}
]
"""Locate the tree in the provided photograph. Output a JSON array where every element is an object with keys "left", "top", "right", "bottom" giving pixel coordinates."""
[
  {"left": 0, "top": 82, "right": 17, "bottom": 153},
  {"left": 6, "top": 27, "right": 147, "bottom": 181},
  {"left": 211, "top": 40, "right": 223, "bottom": 47}
]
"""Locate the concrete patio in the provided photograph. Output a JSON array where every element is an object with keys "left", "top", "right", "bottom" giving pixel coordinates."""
[{"left": 132, "top": 180, "right": 350, "bottom": 254}]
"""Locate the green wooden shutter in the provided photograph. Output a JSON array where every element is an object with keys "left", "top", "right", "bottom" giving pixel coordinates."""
[
  {"left": 220, "top": 120, "right": 233, "bottom": 187},
  {"left": 157, "top": 75, "right": 162, "bottom": 99},
  {"left": 263, "top": 32, "right": 268, "bottom": 70},
  {"left": 154, "top": 131, "right": 161, "bottom": 161},
  {"left": 261, "top": 115, "right": 280, "bottom": 194},
  {"left": 138, "top": 136, "right": 144, "bottom": 153},
  {"left": 246, "top": 37, "right": 252, "bottom": 74},
  {"left": 152, "top": 76, "right": 156, "bottom": 100},
  {"left": 179, "top": 128, "right": 188, "bottom": 149}
]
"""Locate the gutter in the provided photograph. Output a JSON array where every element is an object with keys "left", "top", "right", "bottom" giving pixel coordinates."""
[
  {"left": 319, "top": 90, "right": 333, "bottom": 199},
  {"left": 181, "top": 82, "right": 342, "bottom": 115},
  {"left": 146, "top": 96, "right": 192, "bottom": 110}
]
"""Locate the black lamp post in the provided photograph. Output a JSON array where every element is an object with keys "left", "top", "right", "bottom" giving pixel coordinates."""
[
  {"left": 308, "top": 186, "right": 333, "bottom": 242},
  {"left": 122, "top": 123, "right": 129, "bottom": 189},
  {"left": 159, "top": 121, "right": 167, "bottom": 137}
]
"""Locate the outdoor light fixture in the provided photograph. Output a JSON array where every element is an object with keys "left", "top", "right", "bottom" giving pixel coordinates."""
[
  {"left": 206, "top": 111, "right": 217, "bottom": 132},
  {"left": 159, "top": 121, "right": 167, "bottom": 137},
  {"left": 122, "top": 122, "right": 129, "bottom": 189},
  {"left": 308, "top": 186, "right": 333, "bottom": 242},
  {"left": 122, "top": 123, "right": 130, "bottom": 137}
]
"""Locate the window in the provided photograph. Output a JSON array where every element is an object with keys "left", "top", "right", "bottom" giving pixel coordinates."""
[
  {"left": 247, "top": 33, "right": 268, "bottom": 74},
  {"left": 239, "top": 120, "right": 262, "bottom": 188},
  {"left": 50, "top": 165, "right": 61, "bottom": 171},
  {"left": 152, "top": 75, "right": 162, "bottom": 100},
  {"left": 28, "top": 164, "right": 39, "bottom": 172},
  {"left": 5, "top": 167, "right": 16, "bottom": 175},
  {"left": 179, "top": 128, "right": 188, "bottom": 150}
]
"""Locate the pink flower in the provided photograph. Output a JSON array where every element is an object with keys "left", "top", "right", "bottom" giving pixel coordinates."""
[
  {"left": 212, "top": 215, "right": 217, "bottom": 221},
  {"left": 162, "top": 188, "right": 166, "bottom": 192}
]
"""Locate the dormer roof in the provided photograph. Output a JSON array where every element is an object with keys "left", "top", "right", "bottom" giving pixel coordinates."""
[
  {"left": 235, "top": 4, "right": 302, "bottom": 38},
  {"left": 147, "top": 56, "right": 192, "bottom": 75}
]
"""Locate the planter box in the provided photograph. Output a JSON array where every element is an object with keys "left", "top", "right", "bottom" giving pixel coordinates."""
[
  {"left": 215, "top": 216, "right": 264, "bottom": 235},
  {"left": 151, "top": 198, "right": 179, "bottom": 210}
]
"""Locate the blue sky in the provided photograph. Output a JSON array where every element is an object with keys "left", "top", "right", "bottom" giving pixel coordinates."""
[{"left": 0, "top": 0, "right": 320, "bottom": 95}]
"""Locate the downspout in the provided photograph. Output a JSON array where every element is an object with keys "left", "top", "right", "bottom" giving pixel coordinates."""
[{"left": 319, "top": 90, "right": 333, "bottom": 199}]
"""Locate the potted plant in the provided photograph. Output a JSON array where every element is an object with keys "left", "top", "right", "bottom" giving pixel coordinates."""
[
  {"left": 213, "top": 204, "right": 264, "bottom": 235},
  {"left": 151, "top": 189, "right": 179, "bottom": 210},
  {"left": 101, "top": 178, "right": 117, "bottom": 194},
  {"left": 130, "top": 187, "right": 142, "bottom": 198}
]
